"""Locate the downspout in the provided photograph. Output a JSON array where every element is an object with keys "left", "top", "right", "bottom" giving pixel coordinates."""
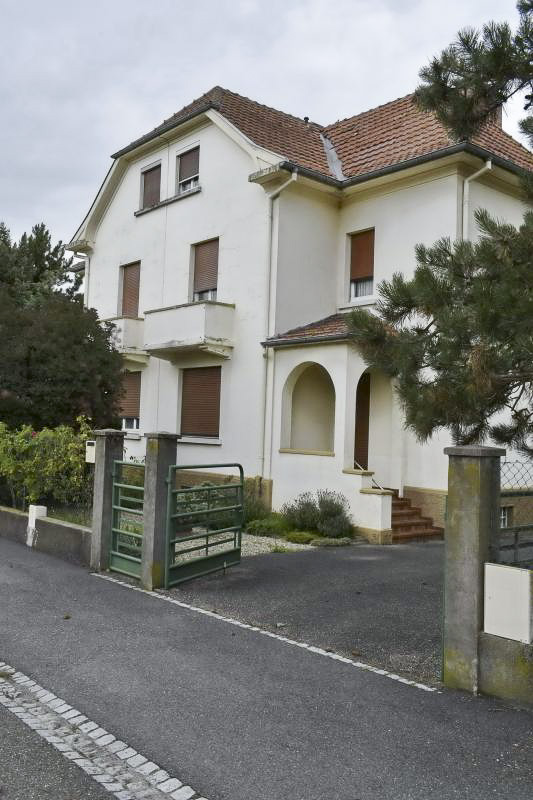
[
  {"left": 259, "top": 169, "right": 298, "bottom": 480},
  {"left": 461, "top": 160, "right": 492, "bottom": 239}
]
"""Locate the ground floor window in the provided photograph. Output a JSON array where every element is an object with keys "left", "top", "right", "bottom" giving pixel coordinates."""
[
  {"left": 181, "top": 366, "right": 221, "bottom": 438},
  {"left": 500, "top": 505, "right": 513, "bottom": 528},
  {"left": 120, "top": 371, "right": 141, "bottom": 431}
]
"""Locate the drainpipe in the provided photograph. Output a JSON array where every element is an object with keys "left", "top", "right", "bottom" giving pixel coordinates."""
[
  {"left": 259, "top": 169, "right": 298, "bottom": 480},
  {"left": 461, "top": 160, "right": 492, "bottom": 240}
]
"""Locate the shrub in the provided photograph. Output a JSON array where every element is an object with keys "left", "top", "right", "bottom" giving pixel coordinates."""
[
  {"left": 247, "top": 514, "right": 289, "bottom": 538},
  {"left": 281, "top": 492, "right": 320, "bottom": 531},
  {"left": 311, "top": 537, "right": 352, "bottom": 547},
  {"left": 281, "top": 489, "right": 352, "bottom": 537},
  {"left": 243, "top": 481, "right": 269, "bottom": 524},
  {"left": 0, "top": 416, "right": 93, "bottom": 510},
  {"left": 285, "top": 531, "right": 315, "bottom": 544}
]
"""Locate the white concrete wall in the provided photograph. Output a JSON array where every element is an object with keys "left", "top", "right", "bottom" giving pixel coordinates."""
[
  {"left": 275, "top": 185, "right": 338, "bottom": 333},
  {"left": 88, "top": 122, "right": 271, "bottom": 474}
]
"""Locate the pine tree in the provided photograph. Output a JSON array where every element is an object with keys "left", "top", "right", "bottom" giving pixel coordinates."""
[{"left": 350, "top": 1, "right": 533, "bottom": 454}]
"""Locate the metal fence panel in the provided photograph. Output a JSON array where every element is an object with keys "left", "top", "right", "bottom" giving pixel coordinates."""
[
  {"left": 500, "top": 461, "right": 533, "bottom": 568},
  {"left": 165, "top": 463, "right": 244, "bottom": 587},
  {"left": 109, "top": 461, "right": 145, "bottom": 578}
]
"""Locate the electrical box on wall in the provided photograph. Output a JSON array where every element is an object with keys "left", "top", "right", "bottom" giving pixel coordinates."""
[
  {"left": 484, "top": 563, "right": 532, "bottom": 644},
  {"left": 85, "top": 440, "right": 96, "bottom": 464}
]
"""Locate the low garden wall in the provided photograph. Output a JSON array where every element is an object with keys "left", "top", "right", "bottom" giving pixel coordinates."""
[{"left": 0, "top": 505, "right": 91, "bottom": 567}]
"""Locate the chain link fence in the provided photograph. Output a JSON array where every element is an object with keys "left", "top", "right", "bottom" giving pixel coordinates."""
[{"left": 499, "top": 461, "right": 533, "bottom": 567}]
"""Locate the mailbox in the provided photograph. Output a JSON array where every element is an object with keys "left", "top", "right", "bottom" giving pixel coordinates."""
[{"left": 85, "top": 440, "right": 96, "bottom": 464}]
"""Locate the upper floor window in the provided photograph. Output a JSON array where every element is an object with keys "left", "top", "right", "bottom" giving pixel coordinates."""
[
  {"left": 177, "top": 147, "right": 200, "bottom": 194},
  {"left": 120, "top": 370, "right": 141, "bottom": 431},
  {"left": 193, "top": 238, "right": 218, "bottom": 302},
  {"left": 141, "top": 164, "right": 161, "bottom": 209},
  {"left": 350, "top": 229, "right": 374, "bottom": 300},
  {"left": 121, "top": 261, "right": 140, "bottom": 317},
  {"left": 181, "top": 366, "right": 221, "bottom": 438}
]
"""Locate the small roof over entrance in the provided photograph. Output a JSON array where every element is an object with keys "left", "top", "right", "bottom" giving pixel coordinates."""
[{"left": 263, "top": 313, "right": 351, "bottom": 348}]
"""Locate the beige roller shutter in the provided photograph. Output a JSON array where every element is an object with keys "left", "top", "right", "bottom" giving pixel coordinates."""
[{"left": 181, "top": 366, "right": 221, "bottom": 437}]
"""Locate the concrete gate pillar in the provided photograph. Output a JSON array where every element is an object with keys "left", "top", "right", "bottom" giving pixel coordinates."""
[
  {"left": 443, "top": 445, "right": 505, "bottom": 692},
  {"left": 91, "top": 429, "right": 125, "bottom": 572},
  {"left": 141, "top": 432, "right": 179, "bottom": 591}
]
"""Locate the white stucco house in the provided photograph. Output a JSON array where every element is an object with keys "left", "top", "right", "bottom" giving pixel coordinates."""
[{"left": 68, "top": 87, "right": 532, "bottom": 542}]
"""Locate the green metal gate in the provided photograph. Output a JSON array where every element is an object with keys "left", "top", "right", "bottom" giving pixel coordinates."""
[
  {"left": 165, "top": 463, "right": 244, "bottom": 587},
  {"left": 110, "top": 460, "right": 145, "bottom": 578}
]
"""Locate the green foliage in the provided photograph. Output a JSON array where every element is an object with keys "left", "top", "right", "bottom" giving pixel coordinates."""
[
  {"left": 0, "top": 417, "right": 93, "bottom": 510},
  {"left": 281, "top": 492, "right": 320, "bottom": 530},
  {"left": 0, "top": 222, "right": 81, "bottom": 306},
  {"left": 0, "top": 222, "right": 122, "bottom": 429},
  {"left": 351, "top": 3, "right": 533, "bottom": 454},
  {"left": 0, "top": 289, "right": 123, "bottom": 429},
  {"left": 281, "top": 490, "right": 352, "bottom": 537},
  {"left": 415, "top": 2, "right": 533, "bottom": 155},
  {"left": 246, "top": 514, "right": 290, "bottom": 538},
  {"left": 285, "top": 531, "right": 315, "bottom": 544},
  {"left": 243, "top": 481, "right": 269, "bottom": 524}
]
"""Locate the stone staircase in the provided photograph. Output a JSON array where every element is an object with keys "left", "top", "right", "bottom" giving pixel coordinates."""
[{"left": 391, "top": 493, "right": 443, "bottom": 543}]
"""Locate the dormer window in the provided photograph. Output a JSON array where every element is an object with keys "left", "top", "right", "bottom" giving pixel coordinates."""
[
  {"left": 141, "top": 164, "right": 161, "bottom": 209},
  {"left": 350, "top": 229, "right": 374, "bottom": 300},
  {"left": 177, "top": 147, "right": 200, "bottom": 194}
]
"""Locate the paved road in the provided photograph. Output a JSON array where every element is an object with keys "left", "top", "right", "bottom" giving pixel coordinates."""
[
  {"left": 0, "top": 704, "right": 109, "bottom": 800},
  {"left": 171, "top": 540, "right": 444, "bottom": 683},
  {"left": 1, "top": 537, "right": 533, "bottom": 800}
]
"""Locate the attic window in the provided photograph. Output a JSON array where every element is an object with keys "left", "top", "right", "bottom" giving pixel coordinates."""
[
  {"left": 177, "top": 147, "right": 200, "bottom": 194},
  {"left": 141, "top": 164, "right": 161, "bottom": 209}
]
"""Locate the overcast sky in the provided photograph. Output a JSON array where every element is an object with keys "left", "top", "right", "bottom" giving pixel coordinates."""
[{"left": 0, "top": 0, "right": 527, "bottom": 246}]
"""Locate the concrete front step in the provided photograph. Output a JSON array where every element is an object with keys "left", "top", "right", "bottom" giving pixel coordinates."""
[
  {"left": 392, "top": 516, "right": 433, "bottom": 530},
  {"left": 392, "top": 527, "right": 444, "bottom": 543}
]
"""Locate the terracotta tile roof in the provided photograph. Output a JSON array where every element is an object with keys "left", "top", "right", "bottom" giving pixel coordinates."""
[
  {"left": 112, "top": 86, "right": 330, "bottom": 175},
  {"left": 323, "top": 94, "right": 533, "bottom": 178},
  {"left": 265, "top": 313, "right": 351, "bottom": 347},
  {"left": 112, "top": 87, "right": 532, "bottom": 180}
]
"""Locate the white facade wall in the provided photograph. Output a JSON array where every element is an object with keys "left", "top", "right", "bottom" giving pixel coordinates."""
[
  {"left": 275, "top": 185, "right": 339, "bottom": 332},
  {"left": 87, "top": 122, "right": 271, "bottom": 473}
]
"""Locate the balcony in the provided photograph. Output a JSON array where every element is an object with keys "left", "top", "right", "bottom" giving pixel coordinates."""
[
  {"left": 104, "top": 317, "right": 149, "bottom": 365},
  {"left": 143, "top": 301, "right": 235, "bottom": 360}
]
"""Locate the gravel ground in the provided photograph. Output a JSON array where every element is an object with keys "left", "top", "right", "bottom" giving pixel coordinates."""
[{"left": 241, "top": 532, "right": 312, "bottom": 555}]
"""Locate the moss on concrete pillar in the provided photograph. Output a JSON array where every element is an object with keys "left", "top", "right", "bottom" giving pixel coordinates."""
[
  {"left": 91, "top": 429, "right": 125, "bottom": 572},
  {"left": 443, "top": 445, "right": 505, "bottom": 692}
]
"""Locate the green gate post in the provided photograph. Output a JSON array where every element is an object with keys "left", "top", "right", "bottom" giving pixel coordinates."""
[
  {"left": 141, "top": 432, "right": 179, "bottom": 590},
  {"left": 91, "top": 429, "right": 125, "bottom": 572},
  {"left": 443, "top": 445, "right": 505, "bottom": 693}
]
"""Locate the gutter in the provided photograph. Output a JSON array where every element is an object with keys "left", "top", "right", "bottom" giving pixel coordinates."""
[
  {"left": 461, "top": 159, "right": 492, "bottom": 239},
  {"left": 259, "top": 169, "right": 298, "bottom": 481},
  {"left": 273, "top": 142, "right": 528, "bottom": 190},
  {"left": 262, "top": 333, "right": 350, "bottom": 349},
  {"left": 110, "top": 103, "right": 218, "bottom": 159}
]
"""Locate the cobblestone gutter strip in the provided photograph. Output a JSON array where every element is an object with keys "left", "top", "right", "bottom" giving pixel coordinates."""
[{"left": 0, "top": 663, "right": 208, "bottom": 800}]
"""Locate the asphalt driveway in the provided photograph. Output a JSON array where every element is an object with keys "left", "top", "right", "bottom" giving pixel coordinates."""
[{"left": 168, "top": 540, "right": 444, "bottom": 684}]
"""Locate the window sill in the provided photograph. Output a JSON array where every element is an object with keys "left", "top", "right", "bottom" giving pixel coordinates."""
[
  {"left": 180, "top": 436, "right": 222, "bottom": 446},
  {"left": 279, "top": 448, "right": 335, "bottom": 457},
  {"left": 339, "top": 296, "right": 377, "bottom": 310},
  {"left": 134, "top": 186, "right": 201, "bottom": 217},
  {"left": 124, "top": 432, "right": 142, "bottom": 440}
]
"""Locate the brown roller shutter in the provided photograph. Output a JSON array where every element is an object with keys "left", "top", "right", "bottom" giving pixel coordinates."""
[
  {"left": 350, "top": 229, "right": 374, "bottom": 280},
  {"left": 121, "top": 262, "right": 140, "bottom": 317},
  {"left": 181, "top": 366, "right": 221, "bottom": 437},
  {"left": 354, "top": 372, "right": 370, "bottom": 469},
  {"left": 194, "top": 239, "right": 219, "bottom": 293},
  {"left": 142, "top": 164, "right": 161, "bottom": 208},
  {"left": 179, "top": 147, "right": 199, "bottom": 181},
  {"left": 120, "top": 371, "right": 141, "bottom": 418}
]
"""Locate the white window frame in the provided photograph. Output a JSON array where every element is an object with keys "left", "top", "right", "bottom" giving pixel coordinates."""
[
  {"left": 176, "top": 148, "right": 200, "bottom": 196},
  {"left": 500, "top": 505, "right": 512, "bottom": 528},
  {"left": 122, "top": 416, "right": 140, "bottom": 431},
  {"left": 350, "top": 277, "right": 374, "bottom": 300},
  {"left": 193, "top": 288, "right": 217, "bottom": 302}
]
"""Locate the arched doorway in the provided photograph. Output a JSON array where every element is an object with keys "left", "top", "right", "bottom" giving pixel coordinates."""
[{"left": 354, "top": 372, "right": 370, "bottom": 468}]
